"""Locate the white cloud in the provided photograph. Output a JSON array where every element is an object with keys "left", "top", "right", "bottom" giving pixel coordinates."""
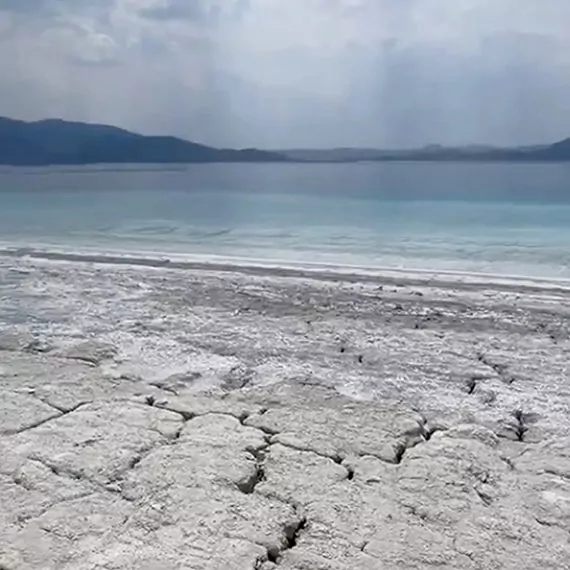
[{"left": 1, "top": 0, "right": 570, "bottom": 147}]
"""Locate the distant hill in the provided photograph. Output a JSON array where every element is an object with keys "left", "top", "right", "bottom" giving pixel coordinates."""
[
  {"left": 2, "top": 116, "right": 570, "bottom": 166},
  {"left": 0, "top": 117, "right": 287, "bottom": 166},
  {"left": 528, "top": 138, "right": 570, "bottom": 161},
  {"left": 279, "top": 140, "right": 570, "bottom": 163}
]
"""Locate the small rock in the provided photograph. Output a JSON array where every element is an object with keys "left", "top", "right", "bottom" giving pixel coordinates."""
[
  {"left": 164, "top": 371, "right": 203, "bottom": 388},
  {"left": 221, "top": 365, "right": 255, "bottom": 391},
  {"left": 118, "top": 372, "right": 143, "bottom": 382}
]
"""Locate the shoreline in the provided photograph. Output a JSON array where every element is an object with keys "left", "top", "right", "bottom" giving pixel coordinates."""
[
  {"left": 2, "top": 244, "right": 570, "bottom": 295},
  {"left": 1, "top": 252, "right": 569, "bottom": 428}
]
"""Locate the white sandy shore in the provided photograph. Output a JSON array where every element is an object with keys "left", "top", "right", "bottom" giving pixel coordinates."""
[
  {"left": 3, "top": 244, "right": 570, "bottom": 290},
  {"left": 0, "top": 252, "right": 569, "bottom": 569}
]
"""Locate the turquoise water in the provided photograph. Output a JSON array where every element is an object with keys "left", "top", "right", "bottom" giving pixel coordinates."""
[{"left": 1, "top": 162, "right": 570, "bottom": 278}]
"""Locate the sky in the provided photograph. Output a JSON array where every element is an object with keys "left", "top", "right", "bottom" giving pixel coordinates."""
[{"left": 1, "top": 0, "right": 570, "bottom": 148}]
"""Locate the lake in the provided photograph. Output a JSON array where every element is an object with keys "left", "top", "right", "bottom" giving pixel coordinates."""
[{"left": 1, "top": 162, "right": 570, "bottom": 279}]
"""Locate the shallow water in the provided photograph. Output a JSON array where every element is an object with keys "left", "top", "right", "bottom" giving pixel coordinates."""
[{"left": 1, "top": 162, "right": 570, "bottom": 278}]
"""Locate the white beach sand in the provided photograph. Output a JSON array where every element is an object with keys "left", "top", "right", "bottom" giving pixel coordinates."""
[{"left": 0, "top": 252, "right": 569, "bottom": 569}]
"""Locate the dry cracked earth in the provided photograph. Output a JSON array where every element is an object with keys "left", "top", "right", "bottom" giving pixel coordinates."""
[{"left": 0, "top": 257, "right": 570, "bottom": 568}]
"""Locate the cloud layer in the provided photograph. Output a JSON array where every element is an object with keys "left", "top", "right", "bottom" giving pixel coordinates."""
[{"left": 1, "top": 0, "right": 569, "bottom": 147}]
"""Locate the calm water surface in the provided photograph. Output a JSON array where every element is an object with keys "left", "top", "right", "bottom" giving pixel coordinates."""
[{"left": 0, "top": 162, "right": 569, "bottom": 278}]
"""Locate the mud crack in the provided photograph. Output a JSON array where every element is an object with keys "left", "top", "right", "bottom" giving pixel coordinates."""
[
  {"left": 267, "top": 512, "right": 307, "bottom": 565},
  {"left": 9, "top": 401, "right": 91, "bottom": 436},
  {"left": 477, "top": 353, "right": 516, "bottom": 385},
  {"left": 238, "top": 446, "right": 268, "bottom": 495}
]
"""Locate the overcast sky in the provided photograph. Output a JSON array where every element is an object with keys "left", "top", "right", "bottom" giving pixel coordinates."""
[{"left": 1, "top": 0, "right": 569, "bottom": 148}]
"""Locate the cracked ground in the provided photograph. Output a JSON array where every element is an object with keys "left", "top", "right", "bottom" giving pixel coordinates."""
[{"left": 0, "top": 256, "right": 570, "bottom": 569}]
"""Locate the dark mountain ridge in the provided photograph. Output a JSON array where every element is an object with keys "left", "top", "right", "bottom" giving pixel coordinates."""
[
  {"left": 0, "top": 117, "right": 287, "bottom": 165},
  {"left": 2, "top": 116, "right": 570, "bottom": 165}
]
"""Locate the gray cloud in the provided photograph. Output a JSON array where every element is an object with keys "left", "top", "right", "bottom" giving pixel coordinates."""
[
  {"left": 0, "top": 0, "right": 48, "bottom": 12},
  {"left": 139, "top": 1, "right": 213, "bottom": 22},
  {"left": 1, "top": 0, "right": 570, "bottom": 148}
]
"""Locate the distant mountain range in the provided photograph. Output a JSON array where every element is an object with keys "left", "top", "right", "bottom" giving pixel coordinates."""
[
  {"left": 279, "top": 140, "right": 570, "bottom": 162},
  {"left": 1, "top": 116, "right": 570, "bottom": 165},
  {"left": 0, "top": 117, "right": 286, "bottom": 165}
]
